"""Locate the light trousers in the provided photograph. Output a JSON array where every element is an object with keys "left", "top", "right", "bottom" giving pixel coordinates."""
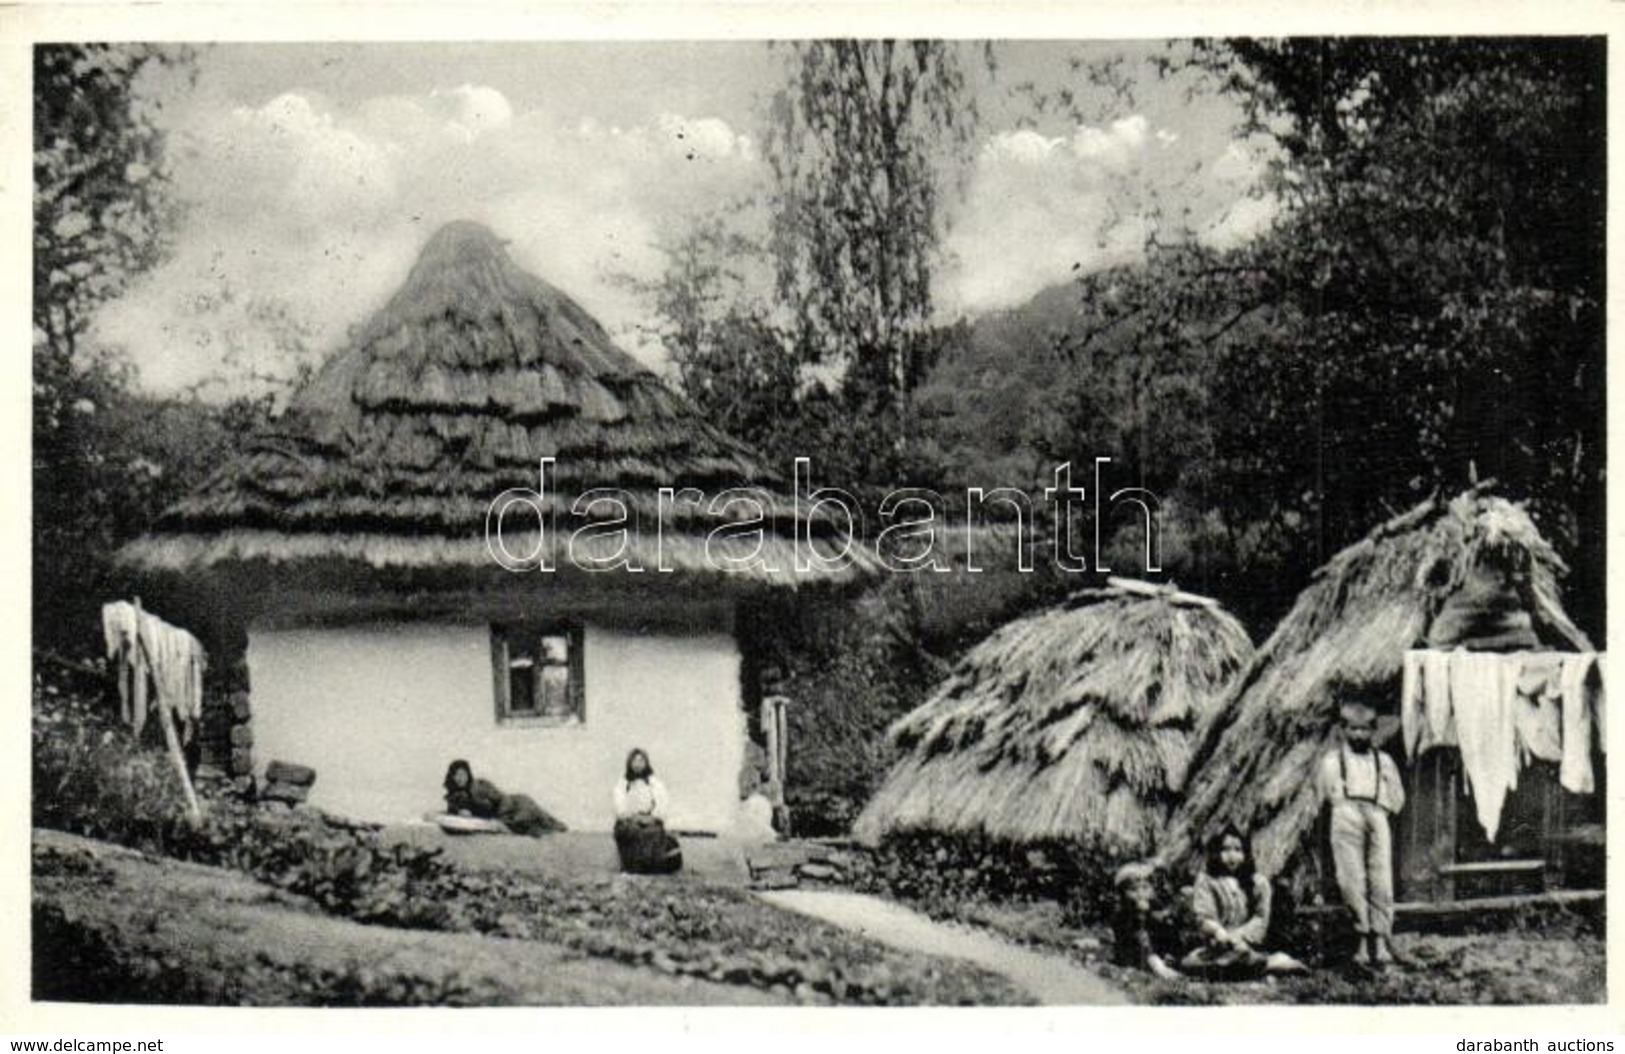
[{"left": 1329, "top": 799, "right": 1395, "bottom": 937}]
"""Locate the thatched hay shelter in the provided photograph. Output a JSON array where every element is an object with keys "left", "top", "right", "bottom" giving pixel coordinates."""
[
  {"left": 1161, "top": 489, "right": 1594, "bottom": 893},
  {"left": 117, "top": 221, "right": 875, "bottom": 830},
  {"left": 852, "top": 578, "right": 1255, "bottom": 855}
]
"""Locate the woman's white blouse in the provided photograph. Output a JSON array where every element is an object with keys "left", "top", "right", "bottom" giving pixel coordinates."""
[{"left": 614, "top": 776, "right": 669, "bottom": 820}]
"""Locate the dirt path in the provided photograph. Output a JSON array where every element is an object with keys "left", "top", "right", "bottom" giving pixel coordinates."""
[
  {"left": 33, "top": 829, "right": 782, "bottom": 1006},
  {"left": 755, "top": 889, "right": 1128, "bottom": 1006}
]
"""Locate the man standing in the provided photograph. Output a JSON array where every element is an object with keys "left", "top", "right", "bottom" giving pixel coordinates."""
[{"left": 1317, "top": 698, "right": 1406, "bottom": 966}]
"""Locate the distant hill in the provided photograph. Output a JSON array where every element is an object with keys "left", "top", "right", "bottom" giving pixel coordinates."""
[{"left": 915, "top": 280, "right": 1090, "bottom": 493}]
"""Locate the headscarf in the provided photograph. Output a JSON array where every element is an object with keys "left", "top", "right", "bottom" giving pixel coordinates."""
[{"left": 443, "top": 759, "right": 474, "bottom": 794}]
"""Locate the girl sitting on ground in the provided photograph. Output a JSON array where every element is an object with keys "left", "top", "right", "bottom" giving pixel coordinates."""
[
  {"left": 1180, "top": 824, "right": 1306, "bottom": 979},
  {"left": 442, "top": 759, "right": 567, "bottom": 836}
]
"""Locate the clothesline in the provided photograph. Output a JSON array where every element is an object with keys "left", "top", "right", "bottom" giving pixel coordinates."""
[
  {"left": 1400, "top": 649, "right": 1606, "bottom": 843},
  {"left": 101, "top": 598, "right": 207, "bottom": 825},
  {"left": 101, "top": 600, "right": 207, "bottom": 740}
]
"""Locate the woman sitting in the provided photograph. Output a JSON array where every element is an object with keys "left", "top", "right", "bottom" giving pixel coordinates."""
[
  {"left": 612, "top": 748, "right": 682, "bottom": 874},
  {"left": 442, "top": 759, "right": 567, "bottom": 836},
  {"left": 1180, "top": 824, "right": 1305, "bottom": 979}
]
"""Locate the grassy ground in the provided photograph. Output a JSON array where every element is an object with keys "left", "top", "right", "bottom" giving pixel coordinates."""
[
  {"left": 32, "top": 822, "right": 1033, "bottom": 1007},
  {"left": 872, "top": 891, "right": 1606, "bottom": 1006},
  {"left": 34, "top": 829, "right": 783, "bottom": 1006},
  {"left": 32, "top": 673, "right": 1032, "bottom": 1007}
]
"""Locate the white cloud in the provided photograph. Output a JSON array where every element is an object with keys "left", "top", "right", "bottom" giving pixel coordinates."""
[
  {"left": 92, "top": 87, "right": 761, "bottom": 396},
  {"left": 944, "top": 115, "right": 1164, "bottom": 314},
  {"left": 655, "top": 112, "right": 754, "bottom": 160},
  {"left": 984, "top": 129, "right": 1063, "bottom": 165},
  {"left": 943, "top": 117, "right": 1279, "bottom": 314},
  {"left": 1201, "top": 194, "right": 1279, "bottom": 250},
  {"left": 1071, "top": 114, "right": 1147, "bottom": 165},
  {"left": 431, "top": 84, "right": 513, "bottom": 139}
]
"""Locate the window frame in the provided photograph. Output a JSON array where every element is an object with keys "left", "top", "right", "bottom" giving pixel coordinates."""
[{"left": 490, "top": 621, "right": 585, "bottom": 727}]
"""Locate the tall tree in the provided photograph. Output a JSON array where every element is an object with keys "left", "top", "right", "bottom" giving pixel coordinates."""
[
  {"left": 33, "top": 44, "right": 195, "bottom": 652},
  {"left": 1211, "top": 40, "right": 1602, "bottom": 581},
  {"left": 764, "top": 41, "right": 985, "bottom": 468},
  {"left": 34, "top": 45, "right": 188, "bottom": 382},
  {"left": 1110, "top": 38, "right": 1606, "bottom": 628}
]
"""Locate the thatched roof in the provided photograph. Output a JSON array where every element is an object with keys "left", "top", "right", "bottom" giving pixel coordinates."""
[
  {"left": 120, "top": 222, "right": 871, "bottom": 590},
  {"left": 852, "top": 577, "right": 1256, "bottom": 853},
  {"left": 1160, "top": 488, "right": 1593, "bottom": 879}
]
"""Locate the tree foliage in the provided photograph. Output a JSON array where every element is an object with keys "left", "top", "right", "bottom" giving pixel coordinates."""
[
  {"left": 642, "top": 41, "right": 986, "bottom": 490},
  {"left": 30, "top": 45, "right": 263, "bottom": 655},
  {"left": 34, "top": 45, "right": 187, "bottom": 370},
  {"left": 917, "top": 38, "right": 1604, "bottom": 632},
  {"left": 1200, "top": 38, "right": 1604, "bottom": 624},
  {"left": 765, "top": 42, "right": 981, "bottom": 380}
]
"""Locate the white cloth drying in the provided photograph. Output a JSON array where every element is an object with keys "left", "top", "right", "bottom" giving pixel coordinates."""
[
  {"left": 1450, "top": 651, "right": 1519, "bottom": 843},
  {"left": 1399, "top": 648, "right": 1606, "bottom": 843},
  {"left": 100, "top": 601, "right": 207, "bottom": 739},
  {"left": 1559, "top": 653, "right": 1598, "bottom": 794}
]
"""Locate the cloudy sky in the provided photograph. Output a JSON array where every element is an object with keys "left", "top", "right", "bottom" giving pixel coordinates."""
[{"left": 92, "top": 41, "right": 1273, "bottom": 397}]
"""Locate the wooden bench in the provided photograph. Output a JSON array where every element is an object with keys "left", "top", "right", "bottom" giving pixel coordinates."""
[{"left": 1437, "top": 859, "right": 1546, "bottom": 899}]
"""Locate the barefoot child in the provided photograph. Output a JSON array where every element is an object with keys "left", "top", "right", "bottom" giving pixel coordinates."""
[{"left": 1180, "top": 825, "right": 1306, "bottom": 979}]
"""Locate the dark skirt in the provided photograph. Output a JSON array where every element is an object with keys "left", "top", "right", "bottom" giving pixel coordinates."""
[
  {"left": 1179, "top": 942, "right": 1270, "bottom": 980},
  {"left": 614, "top": 815, "right": 683, "bottom": 874}
]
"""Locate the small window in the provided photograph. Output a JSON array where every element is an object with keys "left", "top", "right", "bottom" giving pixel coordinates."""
[{"left": 491, "top": 623, "right": 584, "bottom": 725}]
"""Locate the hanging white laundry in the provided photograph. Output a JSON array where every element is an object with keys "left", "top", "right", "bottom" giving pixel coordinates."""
[
  {"left": 1401, "top": 651, "right": 1425, "bottom": 757},
  {"left": 1428, "top": 650, "right": 1457, "bottom": 748},
  {"left": 1400, "top": 650, "right": 1458, "bottom": 757},
  {"left": 1450, "top": 651, "right": 1520, "bottom": 842},
  {"left": 1559, "top": 653, "right": 1598, "bottom": 793},
  {"left": 1513, "top": 654, "right": 1564, "bottom": 763},
  {"left": 98, "top": 600, "right": 207, "bottom": 740}
]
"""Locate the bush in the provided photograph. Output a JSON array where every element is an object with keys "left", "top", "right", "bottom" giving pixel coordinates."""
[
  {"left": 31, "top": 672, "right": 193, "bottom": 852},
  {"left": 851, "top": 829, "right": 1133, "bottom": 925}
]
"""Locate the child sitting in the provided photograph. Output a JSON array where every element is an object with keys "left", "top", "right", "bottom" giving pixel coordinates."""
[
  {"left": 1110, "top": 861, "right": 1182, "bottom": 980},
  {"left": 1180, "top": 825, "right": 1306, "bottom": 979}
]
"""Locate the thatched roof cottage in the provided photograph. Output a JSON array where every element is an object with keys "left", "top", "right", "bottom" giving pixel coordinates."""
[
  {"left": 120, "top": 221, "right": 872, "bottom": 830},
  {"left": 852, "top": 578, "right": 1255, "bottom": 856},
  {"left": 1161, "top": 489, "right": 1601, "bottom": 901}
]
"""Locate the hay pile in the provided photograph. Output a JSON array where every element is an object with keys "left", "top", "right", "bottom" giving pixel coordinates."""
[
  {"left": 120, "top": 222, "right": 866, "bottom": 587},
  {"left": 1161, "top": 488, "right": 1592, "bottom": 878},
  {"left": 852, "top": 578, "right": 1255, "bottom": 855}
]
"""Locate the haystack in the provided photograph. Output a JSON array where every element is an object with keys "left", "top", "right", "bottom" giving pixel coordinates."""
[
  {"left": 852, "top": 578, "right": 1255, "bottom": 855},
  {"left": 119, "top": 221, "right": 863, "bottom": 589},
  {"left": 1161, "top": 488, "right": 1592, "bottom": 880}
]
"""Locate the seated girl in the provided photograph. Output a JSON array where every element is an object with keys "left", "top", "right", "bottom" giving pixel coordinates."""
[
  {"left": 612, "top": 748, "right": 682, "bottom": 874},
  {"left": 442, "top": 759, "right": 567, "bottom": 836},
  {"left": 1180, "top": 825, "right": 1305, "bottom": 979}
]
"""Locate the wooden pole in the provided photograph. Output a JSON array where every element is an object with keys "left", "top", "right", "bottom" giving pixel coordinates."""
[{"left": 133, "top": 597, "right": 203, "bottom": 827}]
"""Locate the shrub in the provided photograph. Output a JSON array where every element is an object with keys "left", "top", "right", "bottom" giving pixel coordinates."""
[
  {"left": 31, "top": 672, "right": 193, "bottom": 852},
  {"left": 852, "top": 829, "right": 1133, "bottom": 925}
]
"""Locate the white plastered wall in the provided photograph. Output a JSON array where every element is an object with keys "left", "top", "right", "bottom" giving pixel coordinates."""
[{"left": 247, "top": 606, "right": 745, "bottom": 831}]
